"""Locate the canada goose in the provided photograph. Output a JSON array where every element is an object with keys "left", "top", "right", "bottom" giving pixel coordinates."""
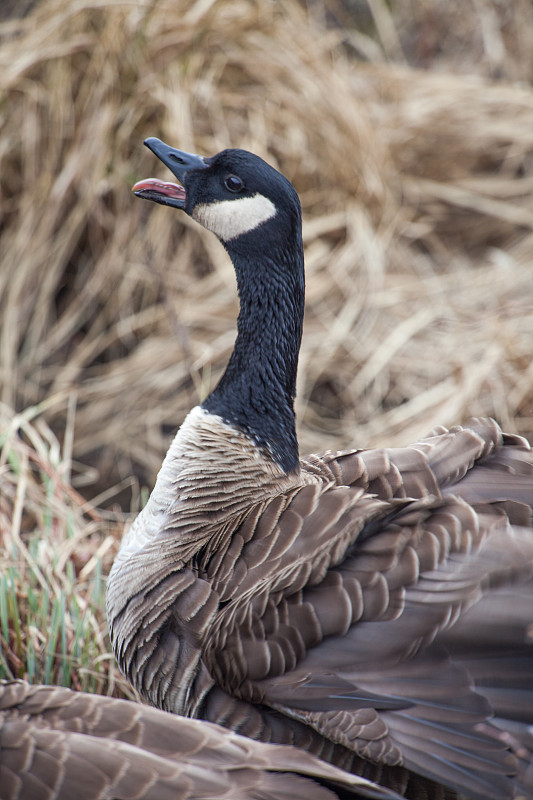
[
  {"left": 0, "top": 679, "right": 402, "bottom": 800},
  {"left": 107, "top": 138, "right": 533, "bottom": 800}
]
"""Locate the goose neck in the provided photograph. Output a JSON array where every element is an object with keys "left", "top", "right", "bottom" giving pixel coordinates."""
[{"left": 202, "top": 244, "right": 305, "bottom": 473}]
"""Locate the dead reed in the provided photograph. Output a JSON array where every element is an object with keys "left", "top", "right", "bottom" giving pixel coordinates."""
[
  {"left": 0, "top": 397, "right": 132, "bottom": 694},
  {"left": 1, "top": 0, "right": 533, "bottom": 687}
]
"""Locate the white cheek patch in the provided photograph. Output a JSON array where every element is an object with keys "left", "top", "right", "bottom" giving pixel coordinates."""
[{"left": 192, "top": 193, "right": 276, "bottom": 241}]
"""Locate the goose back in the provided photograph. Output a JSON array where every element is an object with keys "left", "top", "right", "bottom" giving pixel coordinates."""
[{"left": 108, "top": 415, "right": 533, "bottom": 800}]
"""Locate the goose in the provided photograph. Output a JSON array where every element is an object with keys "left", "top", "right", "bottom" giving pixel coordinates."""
[
  {"left": 107, "top": 138, "right": 533, "bottom": 800},
  {"left": 0, "top": 679, "right": 401, "bottom": 799}
]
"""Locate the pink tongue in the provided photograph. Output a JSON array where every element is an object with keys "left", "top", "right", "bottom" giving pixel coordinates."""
[{"left": 132, "top": 177, "right": 185, "bottom": 200}]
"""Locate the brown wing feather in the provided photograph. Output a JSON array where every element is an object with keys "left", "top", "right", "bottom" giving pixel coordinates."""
[
  {"left": 203, "top": 422, "right": 533, "bottom": 799},
  {"left": 0, "top": 680, "right": 406, "bottom": 800},
  {"left": 108, "top": 418, "right": 533, "bottom": 800}
]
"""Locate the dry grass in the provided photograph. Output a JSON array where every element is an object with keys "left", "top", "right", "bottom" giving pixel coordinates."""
[
  {"left": 1, "top": 0, "right": 533, "bottom": 687},
  {"left": 0, "top": 396, "right": 132, "bottom": 694}
]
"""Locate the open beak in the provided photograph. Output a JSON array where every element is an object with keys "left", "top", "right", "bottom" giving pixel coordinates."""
[{"left": 132, "top": 138, "right": 207, "bottom": 209}]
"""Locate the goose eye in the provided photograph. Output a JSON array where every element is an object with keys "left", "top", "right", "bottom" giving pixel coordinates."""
[{"left": 224, "top": 174, "right": 244, "bottom": 193}]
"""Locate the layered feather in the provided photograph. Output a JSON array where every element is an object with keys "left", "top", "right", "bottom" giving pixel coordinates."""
[
  {"left": 108, "top": 414, "right": 533, "bottom": 800},
  {"left": 0, "top": 680, "right": 403, "bottom": 800}
]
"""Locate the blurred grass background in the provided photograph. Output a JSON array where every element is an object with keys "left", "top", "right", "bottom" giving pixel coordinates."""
[{"left": 1, "top": 0, "right": 533, "bottom": 692}]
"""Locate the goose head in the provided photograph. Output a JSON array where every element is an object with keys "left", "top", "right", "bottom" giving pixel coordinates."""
[
  {"left": 133, "top": 137, "right": 301, "bottom": 252},
  {"left": 133, "top": 139, "right": 305, "bottom": 474}
]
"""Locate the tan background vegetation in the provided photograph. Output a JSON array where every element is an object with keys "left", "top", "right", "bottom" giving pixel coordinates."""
[{"left": 1, "top": 0, "right": 532, "bottom": 690}]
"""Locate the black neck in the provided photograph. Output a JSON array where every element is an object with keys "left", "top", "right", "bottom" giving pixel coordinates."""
[{"left": 202, "top": 234, "right": 305, "bottom": 473}]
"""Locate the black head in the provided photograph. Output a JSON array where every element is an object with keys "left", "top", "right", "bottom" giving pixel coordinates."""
[{"left": 133, "top": 138, "right": 301, "bottom": 251}]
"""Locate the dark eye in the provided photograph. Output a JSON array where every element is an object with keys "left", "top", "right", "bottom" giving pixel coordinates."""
[{"left": 224, "top": 174, "right": 244, "bottom": 193}]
